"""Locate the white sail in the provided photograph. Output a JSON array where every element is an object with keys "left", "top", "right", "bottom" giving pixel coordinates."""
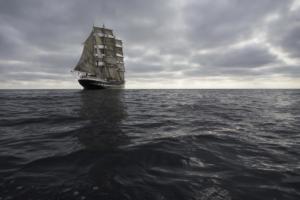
[
  {"left": 74, "top": 33, "right": 96, "bottom": 74},
  {"left": 74, "top": 26, "right": 125, "bottom": 82}
]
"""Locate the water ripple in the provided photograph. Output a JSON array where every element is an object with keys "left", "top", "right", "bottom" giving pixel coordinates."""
[{"left": 0, "top": 89, "right": 299, "bottom": 199}]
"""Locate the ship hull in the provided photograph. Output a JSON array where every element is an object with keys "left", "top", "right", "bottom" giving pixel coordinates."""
[{"left": 78, "top": 79, "right": 124, "bottom": 89}]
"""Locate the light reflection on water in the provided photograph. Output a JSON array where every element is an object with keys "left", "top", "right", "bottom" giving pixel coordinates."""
[{"left": 0, "top": 89, "right": 299, "bottom": 199}]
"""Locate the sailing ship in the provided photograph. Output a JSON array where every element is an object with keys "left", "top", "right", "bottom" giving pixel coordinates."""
[{"left": 73, "top": 25, "right": 125, "bottom": 89}]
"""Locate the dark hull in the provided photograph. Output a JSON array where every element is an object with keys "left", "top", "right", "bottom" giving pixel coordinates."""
[{"left": 78, "top": 79, "right": 124, "bottom": 89}]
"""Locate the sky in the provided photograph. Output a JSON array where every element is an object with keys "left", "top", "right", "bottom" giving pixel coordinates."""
[{"left": 0, "top": 0, "right": 299, "bottom": 89}]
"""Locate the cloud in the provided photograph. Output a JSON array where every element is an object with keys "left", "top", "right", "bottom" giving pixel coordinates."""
[
  {"left": 0, "top": 0, "right": 299, "bottom": 88},
  {"left": 183, "top": 0, "right": 292, "bottom": 49},
  {"left": 192, "top": 44, "right": 279, "bottom": 68},
  {"left": 266, "top": 7, "right": 300, "bottom": 58}
]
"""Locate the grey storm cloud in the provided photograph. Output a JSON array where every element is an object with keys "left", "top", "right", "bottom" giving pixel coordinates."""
[
  {"left": 267, "top": 8, "right": 300, "bottom": 58},
  {"left": 192, "top": 45, "right": 279, "bottom": 68},
  {"left": 183, "top": 0, "right": 291, "bottom": 49},
  {"left": 0, "top": 0, "right": 299, "bottom": 88},
  {"left": 127, "top": 62, "right": 164, "bottom": 74}
]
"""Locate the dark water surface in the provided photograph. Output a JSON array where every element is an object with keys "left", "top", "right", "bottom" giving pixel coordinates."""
[{"left": 0, "top": 89, "right": 299, "bottom": 200}]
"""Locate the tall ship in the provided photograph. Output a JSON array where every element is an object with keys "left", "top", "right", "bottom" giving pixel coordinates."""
[{"left": 73, "top": 26, "right": 125, "bottom": 89}]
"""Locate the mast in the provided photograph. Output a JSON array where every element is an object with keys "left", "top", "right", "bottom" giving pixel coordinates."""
[{"left": 74, "top": 26, "right": 125, "bottom": 82}]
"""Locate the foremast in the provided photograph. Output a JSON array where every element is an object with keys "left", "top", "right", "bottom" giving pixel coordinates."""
[{"left": 74, "top": 26, "right": 125, "bottom": 83}]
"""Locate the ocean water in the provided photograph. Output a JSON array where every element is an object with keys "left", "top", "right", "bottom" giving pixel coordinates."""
[{"left": 0, "top": 89, "right": 299, "bottom": 200}]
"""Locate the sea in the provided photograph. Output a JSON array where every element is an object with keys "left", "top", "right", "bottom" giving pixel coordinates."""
[{"left": 0, "top": 89, "right": 299, "bottom": 200}]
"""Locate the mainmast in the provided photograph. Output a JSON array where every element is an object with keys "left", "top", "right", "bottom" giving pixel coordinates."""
[{"left": 74, "top": 25, "right": 125, "bottom": 82}]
